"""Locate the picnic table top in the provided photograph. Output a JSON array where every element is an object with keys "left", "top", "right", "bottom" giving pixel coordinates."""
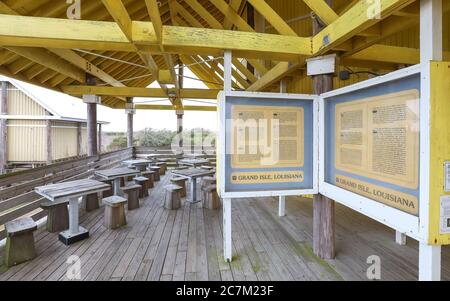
[
  {"left": 122, "top": 159, "right": 152, "bottom": 166},
  {"left": 95, "top": 167, "right": 140, "bottom": 180},
  {"left": 35, "top": 179, "right": 110, "bottom": 202},
  {"left": 171, "top": 168, "right": 215, "bottom": 179},
  {"left": 184, "top": 153, "right": 208, "bottom": 158}
]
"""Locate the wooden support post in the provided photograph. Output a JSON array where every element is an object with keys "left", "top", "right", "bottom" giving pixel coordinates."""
[
  {"left": 278, "top": 80, "right": 287, "bottom": 218},
  {"left": 98, "top": 123, "right": 102, "bottom": 154},
  {"left": 419, "top": 0, "right": 443, "bottom": 281},
  {"left": 126, "top": 97, "right": 134, "bottom": 148},
  {"left": 46, "top": 119, "right": 52, "bottom": 164},
  {"left": 77, "top": 123, "right": 82, "bottom": 156},
  {"left": 311, "top": 0, "right": 335, "bottom": 260},
  {"left": 222, "top": 51, "right": 233, "bottom": 263},
  {"left": 419, "top": 243, "right": 441, "bottom": 281},
  {"left": 84, "top": 74, "right": 98, "bottom": 157},
  {"left": 279, "top": 196, "right": 286, "bottom": 217},
  {"left": 0, "top": 81, "right": 8, "bottom": 174},
  {"left": 177, "top": 64, "right": 184, "bottom": 151},
  {"left": 177, "top": 111, "right": 184, "bottom": 149},
  {"left": 223, "top": 198, "right": 232, "bottom": 262},
  {"left": 396, "top": 231, "right": 407, "bottom": 245}
]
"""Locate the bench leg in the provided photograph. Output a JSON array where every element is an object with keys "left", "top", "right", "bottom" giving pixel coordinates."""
[
  {"left": 85, "top": 193, "right": 99, "bottom": 212},
  {"left": 147, "top": 177, "right": 154, "bottom": 189},
  {"left": 5, "top": 231, "right": 36, "bottom": 267},
  {"left": 127, "top": 191, "right": 140, "bottom": 211},
  {"left": 105, "top": 205, "right": 127, "bottom": 229},
  {"left": 47, "top": 204, "right": 69, "bottom": 233}
]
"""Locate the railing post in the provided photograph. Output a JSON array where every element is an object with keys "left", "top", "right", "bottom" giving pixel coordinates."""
[{"left": 0, "top": 81, "right": 8, "bottom": 174}]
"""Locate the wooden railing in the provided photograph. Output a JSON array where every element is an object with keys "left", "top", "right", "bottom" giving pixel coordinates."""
[
  {"left": 135, "top": 146, "right": 216, "bottom": 168},
  {"left": 0, "top": 148, "right": 134, "bottom": 240}
]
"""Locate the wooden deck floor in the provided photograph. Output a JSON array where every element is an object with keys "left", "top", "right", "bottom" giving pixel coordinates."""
[{"left": 1, "top": 173, "right": 449, "bottom": 281}]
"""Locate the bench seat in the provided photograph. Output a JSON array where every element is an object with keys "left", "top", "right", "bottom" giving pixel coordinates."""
[{"left": 5, "top": 217, "right": 38, "bottom": 267}]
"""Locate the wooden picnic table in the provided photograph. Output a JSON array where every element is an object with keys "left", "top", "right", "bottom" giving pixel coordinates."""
[
  {"left": 95, "top": 168, "right": 140, "bottom": 196},
  {"left": 122, "top": 159, "right": 152, "bottom": 172},
  {"left": 179, "top": 158, "right": 210, "bottom": 168},
  {"left": 35, "top": 179, "right": 110, "bottom": 245},
  {"left": 171, "top": 168, "right": 215, "bottom": 204}
]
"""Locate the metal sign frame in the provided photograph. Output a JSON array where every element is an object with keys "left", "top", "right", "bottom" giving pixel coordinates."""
[
  {"left": 318, "top": 64, "right": 422, "bottom": 240},
  {"left": 218, "top": 90, "right": 319, "bottom": 199}
]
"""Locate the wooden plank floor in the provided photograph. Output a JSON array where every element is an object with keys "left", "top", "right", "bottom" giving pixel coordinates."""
[{"left": 0, "top": 172, "right": 449, "bottom": 281}]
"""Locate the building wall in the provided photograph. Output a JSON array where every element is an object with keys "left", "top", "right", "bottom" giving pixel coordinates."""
[
  {"left": 6, "top": 83, "right": 46, "bottom": 116},
  {"left": 5, "top": 82, "right": 88, "bottom": 164},
  {"left": 52, "top": 121, "right": 87, "bottom": 160},
  {"left": 7, "top": 120, "right": 47, "bottom": 163}
]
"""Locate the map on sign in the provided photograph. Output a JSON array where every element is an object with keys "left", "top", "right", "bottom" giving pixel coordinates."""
[{"left": 324, "top": 75, "right": 421, "bottom": 216}]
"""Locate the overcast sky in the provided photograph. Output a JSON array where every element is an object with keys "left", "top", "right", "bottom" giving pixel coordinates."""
[{"left": 98, "top": 68, "right": 218, "bottom": 133}]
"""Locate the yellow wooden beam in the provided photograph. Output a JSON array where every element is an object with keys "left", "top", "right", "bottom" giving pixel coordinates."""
[
  {"left": 312, "top": 0, "right": 414, "bottom": 55},
  {"left": 5, "top": 46, "right": 85, "bottom": 83},
  {"left": 347, "top": 44, "right": 450, "bottom": 65},
  {"left": 224, "top": 0, "right": 245, "bottom": 29},
  {"left": 61, "top": 86, "right": 221, "bottom": 99},
  {"left": 145, "top": 0, "right": 178, "bottom": 87},
  {"left": 303, "top": 0, "right": 338, "bottom": 25},
  {"left": 101, "top": 0, "right": 161, "bottom": 83},
  {"left": 0, "top": 3, "right": 126, "bottom": 89},
  {"left": 162, "top": 25, "right": 311, "bottom": 61},
  {"left": 247, "top": 61, "right": 301, "bottom": 91},
  {"left": 0, "top": 15, "right": 311, "bottom": 61},
  {"left": 134, "top": 105, "right": 216, "bottom": 112},
  {"left": 247, "top": 0, "right": 297, "bottom": 36}
]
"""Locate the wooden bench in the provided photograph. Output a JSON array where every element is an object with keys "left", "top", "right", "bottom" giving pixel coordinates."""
[
  {"left": 121, "top": 184, "right": 141, "bottom": 210},
  {"left": 170, "top": 177, "right": 188, "bottom": 197},
  {"left": 149, "top": 166, "right": 161, "bottom": 182},
  {"left": 202, "top": 184, "right": 220, "bottom": 210},
  {"left": 142, "top": 170, "right": 155, "bottom": 189},
  {"left": 5, "top": 217, "right": 38, "bottom": 267},
  {"left": 103, "top": 196, "right": 128, "bottom": 229},
  {"left": 134, "top": 176, "right": 149, "bottom": 198},
  {"left": 84, "top": 193, "right": 100, "bottom": 212},
  {"left": 164, "top": 184, "right": 183, "bottom": 210},
  {"left": 201, "top": 176, "right": 217, "bottom": 203},
  {"left": 40, "top": 201, "right": 69, "bottom": 233}
]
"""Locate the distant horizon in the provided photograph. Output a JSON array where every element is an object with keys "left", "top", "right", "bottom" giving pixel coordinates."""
[{"left": 98, "top": 68, "right": 218, "bottom": 133}]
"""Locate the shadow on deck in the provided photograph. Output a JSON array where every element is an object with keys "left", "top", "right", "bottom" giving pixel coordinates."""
[{"left": 0, "top": 172, "right": 449, "bottom": 281}]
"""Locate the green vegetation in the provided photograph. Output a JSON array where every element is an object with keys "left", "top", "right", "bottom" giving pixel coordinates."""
[{"left": 105, "top": 128, "right": 216, "bottom": 150}]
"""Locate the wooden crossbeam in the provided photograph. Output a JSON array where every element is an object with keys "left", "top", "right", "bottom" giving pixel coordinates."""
[
  {"left": 312, "top": 0, "right": 414, "bottom": 55},
  {"left": 61, "top": 86, "right": 221, "bottom": 99},
  {"left": 247, "top": 0, "right": 297, "bottom": 36},
  {"left": 134, "top": 105, "right": 216, "bottom": 111},
  {"left": 0, "top": 14, "right": 311, "bottom": 61},
  {"left": 0, "top": 3, "right": 125, "bottom": 90},
  {"left": 303, "top": 0, "right": 338, "bottom": 25}
]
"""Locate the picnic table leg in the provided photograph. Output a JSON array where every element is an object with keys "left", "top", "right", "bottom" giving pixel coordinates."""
[
  {"left": 191, "top": 178, "right": 198, "bottom": 203},
  {"left": 114, "top": 178, "right": 121, "bottom": 196},
  {"left": 58, "top": 197, "right": 89, "bottom": 245},
  {"left": 69, "top": 197, "right": 79, "bottom": 234}
]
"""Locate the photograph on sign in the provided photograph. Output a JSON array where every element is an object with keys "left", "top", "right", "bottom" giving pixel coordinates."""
[
  {"left": 219, "top": 93, "right": 317, "bottom": 197},
  {"left": 323, "top": 74, "right": 420, "bottom": 216}
]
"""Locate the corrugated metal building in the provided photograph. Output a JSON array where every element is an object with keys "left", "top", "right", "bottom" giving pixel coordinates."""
[{"left": 0, "top": 76, "right": 107, "bottom": 168}]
